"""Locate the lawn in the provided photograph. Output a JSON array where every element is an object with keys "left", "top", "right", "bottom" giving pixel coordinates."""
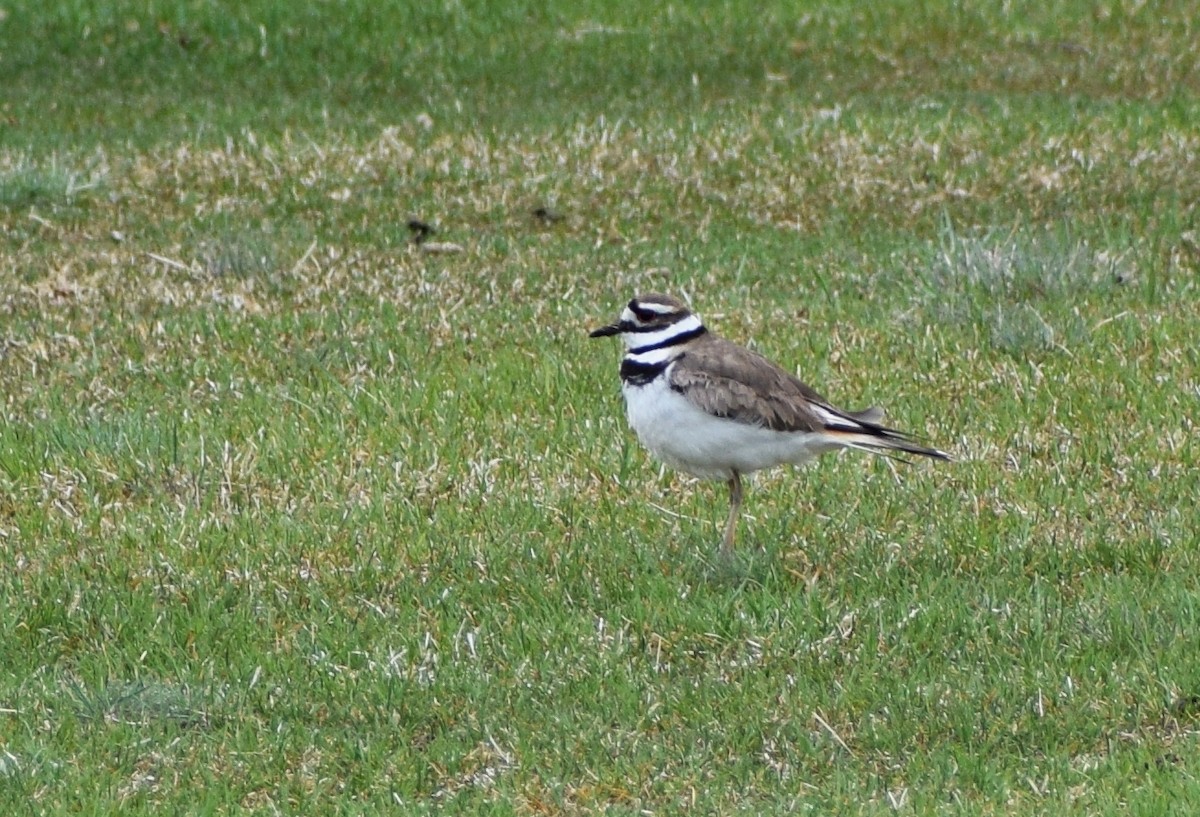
[{"left": 1, "top": 1, "right": 1198, "bottom": 813}]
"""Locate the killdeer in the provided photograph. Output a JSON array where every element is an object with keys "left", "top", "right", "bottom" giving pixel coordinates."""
[{"left": 590, "top": 294, "right": 949, "bottom": 552}]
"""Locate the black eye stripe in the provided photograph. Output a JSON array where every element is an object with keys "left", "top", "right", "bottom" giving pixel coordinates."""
[
  {"left": 617, "top": 319, "right": 664, "bottom": 333},
  {"left": 630, "top": 301, "right": 678, "bottom": 322},
  {"left": 629, "top": 301, "right": 655, "bottom": 321}
]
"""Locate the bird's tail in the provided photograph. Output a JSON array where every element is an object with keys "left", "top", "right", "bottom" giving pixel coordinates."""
[
  {"left": 817, "top": 405, "right": 951, "bottom": 462},
  {"left": 825, "top": 427, "right": 951, "bottom": 462}
]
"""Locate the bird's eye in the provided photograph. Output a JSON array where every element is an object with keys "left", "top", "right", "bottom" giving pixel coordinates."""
[{"left": 629, "top": 301, "right": 656, "bottom": 322}]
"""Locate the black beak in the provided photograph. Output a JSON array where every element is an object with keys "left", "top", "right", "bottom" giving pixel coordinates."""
[{"left": 589, "top": 324, "right": 620, "bottom": 338}]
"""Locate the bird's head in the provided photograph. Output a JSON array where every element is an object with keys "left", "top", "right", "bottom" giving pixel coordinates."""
[{"left": 589, "top": 294, "right": 702, "bottom": 349}]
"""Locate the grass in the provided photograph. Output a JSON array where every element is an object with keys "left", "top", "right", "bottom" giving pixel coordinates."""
[{"left": 2, "top": 0, "right": 1199, "bottom": 813}]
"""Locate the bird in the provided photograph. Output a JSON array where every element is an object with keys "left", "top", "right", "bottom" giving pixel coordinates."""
[{"left": 589, "top": 293, "right": 949, "bottom": 553}]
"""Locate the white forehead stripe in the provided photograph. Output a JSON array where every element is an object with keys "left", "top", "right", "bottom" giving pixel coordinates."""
[{"left": 635, "top": 300, "right": 682, "bottom": 315}]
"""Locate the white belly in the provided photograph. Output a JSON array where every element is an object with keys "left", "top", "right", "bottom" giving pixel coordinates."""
[{"left": 621, "top": 376, "right": 838, "bottom": 480}]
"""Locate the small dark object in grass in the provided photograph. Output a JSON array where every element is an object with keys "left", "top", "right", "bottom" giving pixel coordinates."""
[
  {"left": 407, "top": 219, "right": 435, "bottom": 244},
  {"left": 533, "top": 206, "right": 563, "bottom": 224},
  {"left": 1171, "top": 693, "right": 1200, "bottom": 719}
]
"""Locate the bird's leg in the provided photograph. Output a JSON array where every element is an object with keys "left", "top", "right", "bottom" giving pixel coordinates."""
[{"left": 721, "top": 471, "right": 743, "bottom": 553}]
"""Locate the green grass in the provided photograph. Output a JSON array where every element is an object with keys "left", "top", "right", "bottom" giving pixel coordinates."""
[
  {"left": 2, "top": 1, "right": 1200, "bottom": 813},
  {"left": 4, "top": 0, "right": 1199, "bottom": 149}
]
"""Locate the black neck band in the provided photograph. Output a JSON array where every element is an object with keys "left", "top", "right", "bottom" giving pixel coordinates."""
[{"left": 629, "top": 325, "right": 707, "bottom": 355}]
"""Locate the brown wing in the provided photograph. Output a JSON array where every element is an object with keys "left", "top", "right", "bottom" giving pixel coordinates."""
[
  {"left": 667, "top": 337, "right": 834, "bottom": 433},
  {"left": 668, "top": 336, "right": 950, "bottom": 460}
]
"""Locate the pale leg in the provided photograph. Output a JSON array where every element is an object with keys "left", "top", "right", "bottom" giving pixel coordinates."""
[{"left": 721, "top": 471, "right": 743, "bottom": 553}]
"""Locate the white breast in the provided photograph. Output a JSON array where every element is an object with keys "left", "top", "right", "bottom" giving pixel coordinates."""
[{"left": 621, "top": 364, "right": 839, "bottom": 480}]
